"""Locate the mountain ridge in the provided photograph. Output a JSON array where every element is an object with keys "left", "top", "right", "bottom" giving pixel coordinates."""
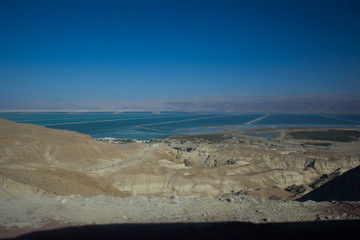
[{"left": 1, "top": 94, "right": 360, "bottom": 113}]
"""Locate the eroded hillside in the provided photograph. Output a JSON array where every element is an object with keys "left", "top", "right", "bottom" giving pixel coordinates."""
[{"left": 1, "top": 119, "right": 360, "bottom": 200}]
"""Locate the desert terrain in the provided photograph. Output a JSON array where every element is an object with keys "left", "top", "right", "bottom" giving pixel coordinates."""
[{"left": 0, "top": 119, "right": 360, "bottom": 239}]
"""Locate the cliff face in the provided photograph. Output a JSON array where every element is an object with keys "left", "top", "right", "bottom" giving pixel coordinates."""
[
  {"left": 109, "top": 140, "right": 360, "bottom": 199},
  {"left": 1, "top": 119, "right": 360, "bottom": 200}
]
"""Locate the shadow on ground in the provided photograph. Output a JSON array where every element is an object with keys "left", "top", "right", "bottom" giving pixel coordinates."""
[
  {"left": 298, "top": 165, "right": 360, "bottom": 202},
  {"left": 3, "top": 220, "right": 360, "bottom": 240}
]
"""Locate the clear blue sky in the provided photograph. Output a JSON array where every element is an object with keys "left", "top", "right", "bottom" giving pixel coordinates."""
[{"left": 1, "top": 0, "right": 359, "bottom": 103}]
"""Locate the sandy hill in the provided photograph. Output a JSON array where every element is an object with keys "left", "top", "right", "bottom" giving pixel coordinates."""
[{"left": 0, "top": 119, "right": 133, "bottom": 197}]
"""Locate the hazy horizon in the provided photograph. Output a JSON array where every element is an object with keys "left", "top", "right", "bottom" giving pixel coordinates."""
[
  {"left": 0, "top": 94, "right": 359, "bottom": 113},
  {"left": 1, "top": 0, "right": 360, "bottom": 107}
]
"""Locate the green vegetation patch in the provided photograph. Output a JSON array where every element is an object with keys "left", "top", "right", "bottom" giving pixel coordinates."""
[
  {"left": 302, "top": 142, "right": 332, "bottom": 147},
  {"left": 290, "top": 130, "right": 360, "bottom": 142}
]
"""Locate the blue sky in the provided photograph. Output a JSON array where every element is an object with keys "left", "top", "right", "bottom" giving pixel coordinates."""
[{"left": 0, "top": 0, "right": 359, "bottom": 103}]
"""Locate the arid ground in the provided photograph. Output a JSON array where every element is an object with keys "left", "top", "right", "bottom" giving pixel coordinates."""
[{"left": 1, "top": 119, "right": 360, "bottom": 239}]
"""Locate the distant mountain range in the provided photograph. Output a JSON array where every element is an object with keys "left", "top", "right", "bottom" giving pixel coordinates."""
[{"left": 1, "top": 95, "right": 360, "bottom": 113}]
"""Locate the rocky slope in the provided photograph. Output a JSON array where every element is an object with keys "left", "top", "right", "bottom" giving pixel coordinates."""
[{"left": 1, "top": 119, "right": 360, "bottom": 238}]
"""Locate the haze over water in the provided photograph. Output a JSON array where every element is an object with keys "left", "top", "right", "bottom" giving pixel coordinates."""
[{"left": 1, "top": 112, "right": 359, "bottom": 139}]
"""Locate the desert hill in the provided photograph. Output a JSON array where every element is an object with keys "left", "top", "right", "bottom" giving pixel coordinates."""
[
  {"left": 1, "top": 119, "right": 360, "bottom": 238},
  {"left": 2, "top": 119, "right": 360, "bottom": 199}
]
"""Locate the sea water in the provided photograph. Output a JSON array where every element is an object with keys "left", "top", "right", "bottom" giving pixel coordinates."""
[{"left": 0, "top": 112, "right": 359, "bottom": 140}]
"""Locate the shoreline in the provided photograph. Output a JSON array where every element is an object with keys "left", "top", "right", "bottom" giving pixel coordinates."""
[{"left": 95, "top": 126, "right": 360, "bottom": 141}]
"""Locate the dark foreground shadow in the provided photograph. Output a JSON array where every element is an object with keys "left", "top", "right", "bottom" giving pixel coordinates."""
[
  {"left": 298, "top": 165, "right": 360, "bottom": 202},
  {"left": 4, "top": 220, "right": 360, "bottom": 240}
]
